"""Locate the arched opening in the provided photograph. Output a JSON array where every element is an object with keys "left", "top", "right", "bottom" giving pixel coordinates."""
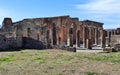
[
  {"left": 46, "top": 30, "right": 50, "bottom": 43},
  {"left": 59, "top": 37, "right": 61, "bottom": 44},
  {"left": 27, "top": 28, "right": 31, "bottom": 37}
]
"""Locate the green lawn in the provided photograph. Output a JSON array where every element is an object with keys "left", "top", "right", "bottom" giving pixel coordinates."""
[{"left": 0, "top": 49, "right": 120, "bottom": 75}]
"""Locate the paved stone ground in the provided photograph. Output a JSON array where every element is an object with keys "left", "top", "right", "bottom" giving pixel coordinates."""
[
  {"left": 76, "top": 46, "right": 104, "bottom": 52},
  {"left": 77, "top": 49, "right": 103, "bottom": 52},
  {"left": 76, "top": 49, "right": 103, "bottom": 52}
]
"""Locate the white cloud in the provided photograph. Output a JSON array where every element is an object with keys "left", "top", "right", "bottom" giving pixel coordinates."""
[
  {"left": 76, "top": 0, "right": 120, "bottom": 14},
  {"left": 75, "top": 0, "right": 120, "bottom": 29}
]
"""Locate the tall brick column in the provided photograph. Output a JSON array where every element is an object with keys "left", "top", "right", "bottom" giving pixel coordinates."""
[
  {"left": 95, "top": 28, "right": 98, "bottom": 45},
  {"left": 50, "top": 29, "right": 53, "bottom": 46},
  {"left": 100, "top": 28, "right": 104, "bottom": 48},
  {"left": 56, "top": 34, "right": 59, "bottom": 45},
  {"left": 89, "top": 27, "right": 92, "bottom": 39},
  {"left": 67, "top": 29, "right": 73, "bottom": 47},
  {"left": 67, "top": 29, "right": 70, "bottom": 46},
  {"left": 83, "top": 26, "right": 86, "bottom": 48},
  {"left": 70, "top": 34, "right": 73, "bottom": 47},
  {"left": 76, "top": 30, "right": 80, "bottom": 47}
]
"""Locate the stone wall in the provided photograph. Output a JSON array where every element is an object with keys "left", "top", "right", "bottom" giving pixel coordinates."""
[
  {"left": 0, "top": 33, "right": 22, "bottom": 49},
  {"left": 0, "top": 18, "right": 22, "bottom": 50},
  {"left": 111, "top": 35, "right": 120, "bottom": 47},
  {"left": 0, "top": 15, "right": 105, "bottom": 50},
  {"left": 105, "top": 28, "right": 120, "bottom": 47},
  {"left": 13, "top": 16, "right": 80, "bottom": 49},
  {"left": 80, "top": 20, "right": 104, "bottom": 48}
]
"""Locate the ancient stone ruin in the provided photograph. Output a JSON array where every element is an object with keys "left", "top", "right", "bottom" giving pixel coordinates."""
[
  {"left": 104, "top": 28, "right": 120, "bottom": 52},
  {"left": 0, "top": 15, "right": 119, "bottom": 51}
]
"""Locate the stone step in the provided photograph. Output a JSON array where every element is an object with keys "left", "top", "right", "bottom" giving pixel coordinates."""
[{"left": 92, "top": 47, "right": 103, "bottom": 50}]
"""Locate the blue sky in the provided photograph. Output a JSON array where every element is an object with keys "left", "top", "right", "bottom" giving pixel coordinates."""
[{"left": 0, "top": 0, "right": 120, "bottom": 29}]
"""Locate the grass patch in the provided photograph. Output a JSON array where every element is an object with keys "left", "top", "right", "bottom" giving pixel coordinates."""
[
  {"left": 87, "top": 53, "right": 120, "bottom": 63},
  {"left": 86, "top": 71, "right": 99, "bottom": 75},
  {"left": 34, "top": 57, "right": 44, "bottom": 60},
  {"left": 34, "top": 57, "right": 46, "bottom": 64},
  {"left": 0, "top": 57, "right": 11, "bottom": 62},
  {"left": 54, "top": 59, "right": 64, "bottom": 64},
  {"left": 0, "top": 49, "right": 119, "bottom": 75},
  {"left": 52, "top": 73, "right": 64, "bottom": 75},
  {"left": 76, "top": 52, "right": 120, "bottom": 63},
  {"left": 70, "top": 69, "right": 76, "bottom": 73},
  {"left": 47, "top": 66, "right": 54, "bottom": 69},
  {"left": 8, "top": 54, "right": 14, "bottom": 58},
  {"left": 0, "top": 66, "right": 5, "bottom": 70}
]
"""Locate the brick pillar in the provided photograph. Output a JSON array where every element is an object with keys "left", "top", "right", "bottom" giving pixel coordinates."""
[
  {"left": 83, "top": 26, "right": 86, "bottom": 48},
  {"left": 50, "top": 29, "right": 53, "bottom": 45},
  {"left": 95, "top": 28, "right": 98, "bottom": 45},
  {"left": 86, "top": 39, "right": 92, "bottom": 49},
  {"left": 67, "top": 29, "right": 70, "bottom": 46},
  {"left": 67, "top": 32, "right": 73, "bottom": 47},
  {"left": 76, "top": 30, "right": 80, "bottom": 47},
  {"left": 86, "top": 39, "right": 89, "bottom": 49},
  {"left": 100, "top": 29, "right": 104, "bottom": 48},
  {"left": 67, "top": 37, "right": 70, "bottom": 46},
  {"left": 57, "top": 34, "right": 59, "bottom": 45},
  {"left": 102, "top": 30, "right": 106, "bottom": 48},
  {"left": 70, "top": 34, "right": 73, "bottom": 47},
  {"left": 89, "top": 27, "right": 92, "bottom": 39}
]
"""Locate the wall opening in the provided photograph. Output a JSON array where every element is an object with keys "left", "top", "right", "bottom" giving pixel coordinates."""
[
  {"left": 27, "top": 28, "right": 31, "bottom": 37},
  {"left": 59, "top": 37, "right": 61, "bottom": 44},
  {"left": 46, "top": 30, "right": 50, "bottom": 43}
]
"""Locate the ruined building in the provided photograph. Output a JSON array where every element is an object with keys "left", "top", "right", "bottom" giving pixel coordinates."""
[
  {"left": 0, "top": 15, "right": 105, "bottom": 50},
  {"left": 105, "top": 28, "right": 120, "bottom": 47}
]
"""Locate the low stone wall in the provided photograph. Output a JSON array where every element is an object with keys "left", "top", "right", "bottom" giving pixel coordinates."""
[
  {"left": 103, "top": 47, "right": 112, "bottom": 52},
  {"left": 22, "top": 37, "right": 46, "bottom": 49},
  {"left": 0, "top": 35, "right": 22, "bottom": 50},
  {"left": 61, "top": 47, "right": 76, "bottom": 52}
]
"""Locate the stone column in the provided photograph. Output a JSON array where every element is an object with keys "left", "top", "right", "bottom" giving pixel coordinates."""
[
  {"left": 114, "top": 30, "right": 116, "bottom": 35},
  {"left": 100, "top": 28, "right": 103, "bottom": 48},
  {"left": 86, "top": 39, "right": 89, "bottom": 49},
  {"left": 50, "top": 29, "right": 53, "bottom": 46},
  {"left": 67, "top": 29, "right": 70, "bottom": 46},
  {"left": 67, "top": 32, "right": 73, "bottom": 47},
  {"left": 89, "top": 27, "right": 92, "bottom": 39},
  {"left": 57, "top": 34, "right": 59, "bottom": 45},
  {"left": 70, "top": 34, "right": 73, "bottom": 47},
  {"left": 95, "top": 28, "right": 98, "bottom": 45},
  {"left": 13, "top": 31, "right": 16, "bottom": 39},
  {"left": 103, "top": 30, "right": 106, "bottom": 48},
  {"left": 83, "top": 26, "right": 86, "bottom": 48},
  {"left": 76, "top": 30, "right": 80, "bottom": 47}
]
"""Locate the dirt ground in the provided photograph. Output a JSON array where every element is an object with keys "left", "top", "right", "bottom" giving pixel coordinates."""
[{"left": 0, "top": 49, "right": 120, "bottom": 75}]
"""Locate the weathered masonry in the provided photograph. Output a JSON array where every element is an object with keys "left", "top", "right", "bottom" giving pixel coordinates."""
[
  {"left": 105, "top": 28, "right": 120, "bottom": 47},
  {"left": 0, "top": 15, "right": 105, "bottom": 50},
  {"left": 80, "top": 20, "right": 104, "bottom": 49}
]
